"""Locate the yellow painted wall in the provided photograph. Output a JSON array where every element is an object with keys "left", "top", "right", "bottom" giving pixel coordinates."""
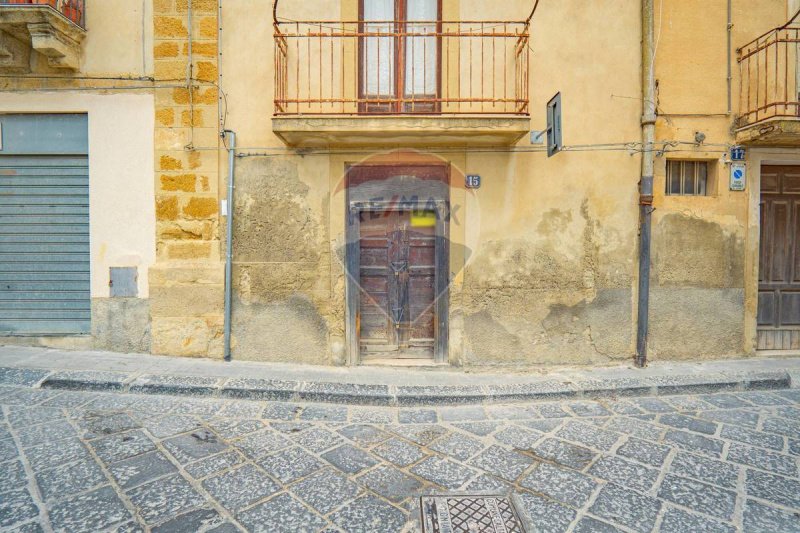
[
  {"left": 214, "top": 0, "right": 790, "bottom": 366},
  {"left": 83, "top": 0, "right": 153, "bottom": 76},
  {"left": 2, "top": 0, "right": 792, "bottom": 363}
]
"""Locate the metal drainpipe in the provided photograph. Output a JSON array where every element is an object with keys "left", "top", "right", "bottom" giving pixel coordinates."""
[
  {"left": 636, "top": 0, "right": 657, "bottom": 368},
  {"left": 223, "top": 130, "right": 236, "bottom": 362},
  {"left": 727, "top": 0, "right": 732, "bottom": 114}
]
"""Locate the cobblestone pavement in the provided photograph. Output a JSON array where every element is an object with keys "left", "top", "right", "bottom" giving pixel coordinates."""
[{"left": 1, "top": 384, "right": 799, "bottom": 532}]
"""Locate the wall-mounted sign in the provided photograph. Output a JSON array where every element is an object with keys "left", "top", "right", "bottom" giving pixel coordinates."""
[
  {"left": 466, "top": 175, "right": 481, "bottom": 189},
  {"left": 546, "top": 92, "right": 563, "bottom": 157},
  {"left": 731, "top": 146, "right": 746, "bottom": 161},
  {"left": 730, "top": 163, "right": 746, "bottom": 191}
]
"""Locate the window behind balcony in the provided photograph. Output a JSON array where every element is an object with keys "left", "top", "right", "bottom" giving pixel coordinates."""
[{"left": 360, "top": 0, "right": 440, "bottom": 113}]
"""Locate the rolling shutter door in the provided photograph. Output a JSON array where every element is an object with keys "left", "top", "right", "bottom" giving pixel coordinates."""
[{"left": 0, "top": 114, "right": 90, "bottom": 335}]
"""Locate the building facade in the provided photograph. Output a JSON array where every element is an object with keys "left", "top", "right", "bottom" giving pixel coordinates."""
[{"left": 0, "top": 0, "right": 796, "bottom": 369}]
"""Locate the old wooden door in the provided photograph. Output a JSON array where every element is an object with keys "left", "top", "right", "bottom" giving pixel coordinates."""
[
  {"left": 758, "top": 165, "right": 800, "bottom": 349},
  {"left": 345, "top": 163, "right": 449, "bottom": 363},
  {"left": 359, "top": 208, "right": 436, "bottom": 359}
]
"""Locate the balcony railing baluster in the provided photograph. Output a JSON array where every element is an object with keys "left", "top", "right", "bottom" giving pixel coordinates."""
[
  {"left": 738, "top": 24, "right": 800, "bottom": 128},
  {"left": 273, "top": 19, "right": 530, "bottom": 116}
]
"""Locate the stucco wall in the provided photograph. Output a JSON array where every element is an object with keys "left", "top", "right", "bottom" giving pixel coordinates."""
[
  {"left": 647, "top": 0, "right": 786, "bottom": 360},
  {"left": 209, "top": 0, "right": 796, "bottom": 366},
  {"left": 0, "top": 93, "right": 156, "bottom": 351},
  {"left": 83, "top": 0, "right": 153, "bottom": 76},
  {"left": 0, "top": 93, "right": 156, "bottom": 299},
  {"left": 0, "top": 0, "right": 156, "bottom": 351},
  {"left": 0, "top": 0, "right": 783, "bottom": 362}
]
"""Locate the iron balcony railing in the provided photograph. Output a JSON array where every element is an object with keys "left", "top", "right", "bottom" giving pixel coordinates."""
[
  {"left": 737, "top": 20, "right": 800, "bottom": 128},
  {"left": 0, "top": 0, "right": 85, "bottom": 28},
  {"left": 273, "top": 19, "right": 530, "bottom": 116}
]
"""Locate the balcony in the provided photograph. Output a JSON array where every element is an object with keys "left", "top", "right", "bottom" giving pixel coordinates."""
[
  {"left": 0, "top": 0, "right": 85, "bottom": 72},
  {"left": 736, "top": 21, "right": 800, "bottom": 145},
  {"left": 272, "top": 15, "right": 532, "bottom": 148}
]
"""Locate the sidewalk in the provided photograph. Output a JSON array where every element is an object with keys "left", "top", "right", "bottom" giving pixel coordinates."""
[{"left": 1, "top": 345, "right": 798, "bottom": 405}]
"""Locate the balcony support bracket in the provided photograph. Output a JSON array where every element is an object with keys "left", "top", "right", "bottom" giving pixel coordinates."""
[
  {"left": 0, "top": 5, "right": 85, "bottom": 72},
  {"left": 0, "top": 30, "right": 30, "bottom": 72}
]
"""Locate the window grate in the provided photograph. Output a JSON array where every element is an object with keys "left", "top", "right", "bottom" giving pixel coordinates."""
[{"left": 666, "top": 160, "right": 708, "bottom": 196}]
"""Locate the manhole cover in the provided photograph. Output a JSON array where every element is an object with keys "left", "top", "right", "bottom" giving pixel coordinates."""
[{"left": 420, "top": 495, "right": 526, "bottom": 533}]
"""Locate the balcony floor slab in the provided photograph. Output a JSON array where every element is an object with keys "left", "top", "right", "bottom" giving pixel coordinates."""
[
  {"left": 272, "top": 115, "right": 531, "bottom": 148},
  {"left": 737, "top": 118, "right": 800, "bottom": 147}
]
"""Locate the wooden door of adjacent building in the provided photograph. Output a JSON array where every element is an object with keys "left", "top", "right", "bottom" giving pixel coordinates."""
[{"left": 758, "top": 165, "right": 800, "bottom": 349}]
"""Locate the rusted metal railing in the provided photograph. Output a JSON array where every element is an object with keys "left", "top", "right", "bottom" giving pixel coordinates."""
[
  {"left": 737, "top": 22, "right": 800, "bottom": 128},
  {"left": 273, "top": 19, "right": 530, "bottom": 116},
  {"left": 0, "top": 0, "right": 85, "bottom": 28}
]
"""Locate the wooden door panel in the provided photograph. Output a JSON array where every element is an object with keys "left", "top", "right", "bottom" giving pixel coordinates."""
[
  {"left": 770, "top": 201, "right": 789, "bottom": 284},
  {"left": 794, "top": 202, "right": 800, "bottom": 285},
  {"left": 360, "top": 276, "right": 388, "bottom": 293},
  {"left": 758, "top": 291, "right": 776, "bottom": 326},
  {"left": 347, "top": 163, "right": 449, "bottom": 362},
  {"left": 759, "top": 200, "right": 768, "bottom": 284},
  {"left": 360, "top": 318, "right": 390, "bottom": 340},
  {"left": 360, "top": 250, "right": 388, "bottom": 267},
  {"left": 760, "top": 166, "right": 800, "bottom": 340},
  {"left": 784, "top": 172, "right": 800, "bottom": 193},
  {"left": 780, "top": 292, "right": 800, "bottom": 325},
  {"left": 409, "top": 246, "right": 435, "bottom": 264},
  {"left": 762, "top": 171, "right": 779, "bottom": 193}
]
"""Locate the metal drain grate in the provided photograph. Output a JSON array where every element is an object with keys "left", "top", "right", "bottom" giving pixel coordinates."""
[{"left": 420, "top": 495, "right": 527, "bottom": 533}]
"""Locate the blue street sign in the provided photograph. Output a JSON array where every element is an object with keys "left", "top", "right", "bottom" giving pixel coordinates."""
[{"left": 731, "top": 146, "right": 746, "bottom": 161}]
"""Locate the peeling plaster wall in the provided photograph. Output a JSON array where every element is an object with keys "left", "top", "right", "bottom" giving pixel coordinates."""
[
  {"left": 227, "top": 157, "right": 334, "bottom": 363},
  {"left": 210, "top": 0, "right": 789, "bottom": 366},
  {"left": 649, "top": 212, "right": 746, "bottom": 359},
  {"left": 645, "top": 0, "right": 786, "bottom": 361}
]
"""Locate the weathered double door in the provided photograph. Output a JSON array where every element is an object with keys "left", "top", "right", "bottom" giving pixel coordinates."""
[
  {"left": 758, "top": 165, "right": 800, "bottom": 349},
  {"left": 345, "top": 163, "right": 449, "bottom": 363},
  {"left": 359, "top": 209, "right": 436, "bottom": 359}
]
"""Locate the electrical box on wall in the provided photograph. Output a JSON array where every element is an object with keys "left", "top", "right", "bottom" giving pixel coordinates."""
[{"left": 109, "top": 267, "right": 138, "bottom": 297}]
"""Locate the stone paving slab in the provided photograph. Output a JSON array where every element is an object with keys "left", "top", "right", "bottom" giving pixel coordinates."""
[{"left": 1, "top": 384, "right": 800, "bottom": 532}]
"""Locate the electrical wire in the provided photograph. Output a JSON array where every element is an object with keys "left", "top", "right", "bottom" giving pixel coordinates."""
[
  {"left": 0, "top": 74, "right": 156, "bottom": 81},
  {"left": 178, "top": 141, "right": 730, "bottom": 159},
  {"left": 0, "top": 76, "right": 219, "bottom": 93},
  {"left": 652, "top": 0, "right": 663, "bottom": 63}
]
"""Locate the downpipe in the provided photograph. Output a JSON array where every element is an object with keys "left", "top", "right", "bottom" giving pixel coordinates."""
[
  {"left": 727, "top": 0, "right": 732, "bottom": 114},
  {"left": 636, "top": 0, "right": 656, "bottom": 368},
  {"left": 223, "top": 130, "right": 236, "bottom": 362}
]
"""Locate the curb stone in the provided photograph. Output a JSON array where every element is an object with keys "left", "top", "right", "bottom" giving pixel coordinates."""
[{"left": 0, "top": 366, "right": 791, "bottom": 406}]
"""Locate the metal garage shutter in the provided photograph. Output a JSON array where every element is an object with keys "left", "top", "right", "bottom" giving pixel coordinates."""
[{"left": 0, "top": 114, "right": 90, "bottom": 335}]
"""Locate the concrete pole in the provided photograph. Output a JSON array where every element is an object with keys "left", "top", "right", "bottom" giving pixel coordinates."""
[{"left": 636, "top": 0, "right": 656, "bottom": 368}]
